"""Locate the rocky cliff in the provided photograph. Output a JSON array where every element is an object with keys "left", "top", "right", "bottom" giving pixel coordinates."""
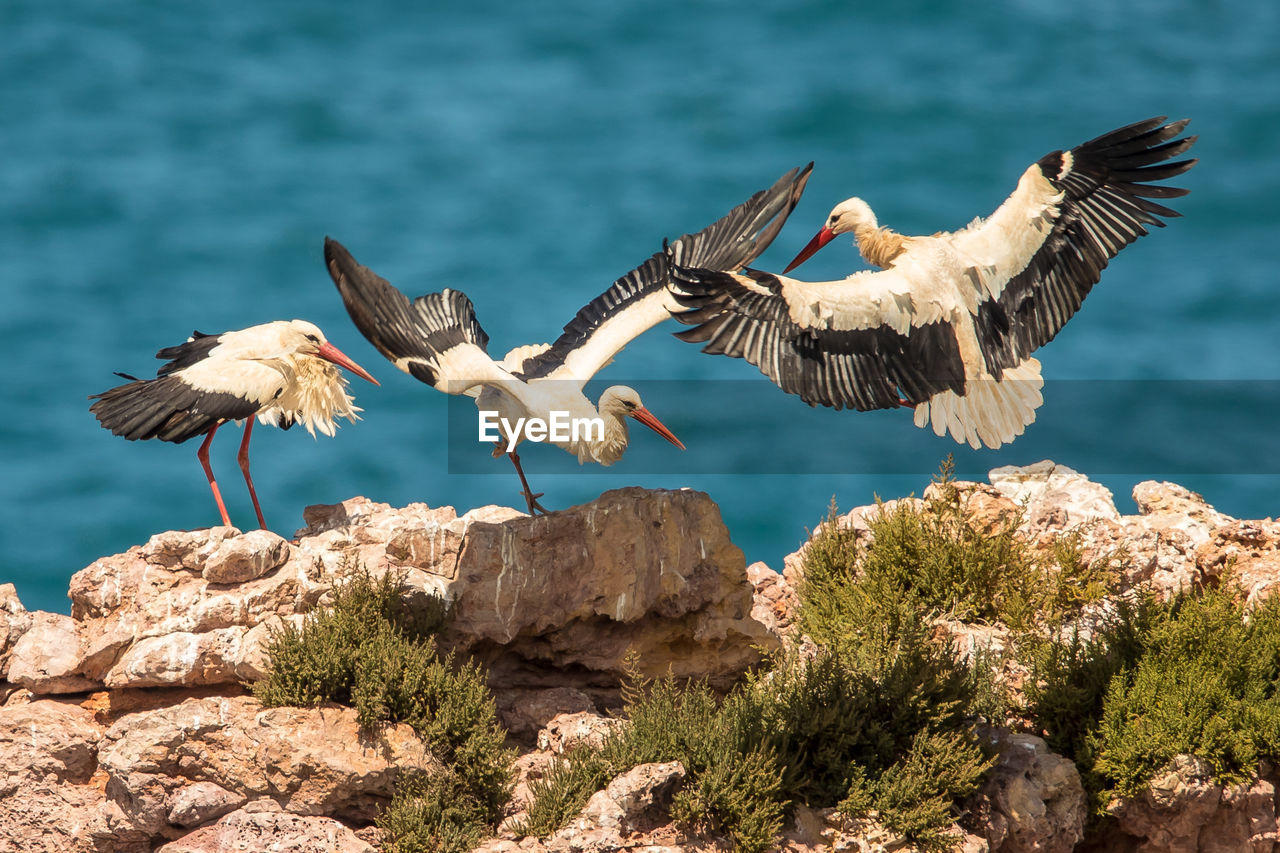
[{"left": 1, "top": 465, "right": 1277, "bottom": 852}]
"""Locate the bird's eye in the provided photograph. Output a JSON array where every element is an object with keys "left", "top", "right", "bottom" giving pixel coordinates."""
[{"left": 305, "top": 334, "right": 320, "bottom": 343}]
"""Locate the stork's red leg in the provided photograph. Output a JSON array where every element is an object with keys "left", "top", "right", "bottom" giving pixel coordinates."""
[
  {"left": 506, "top": 450, "right": 548, "bottom": 515},
  {"left": 237, "top": 419, "right": 268, "bottom": 530},
  {"left": 196, "top": 424, "right": 234, "bottom": 528}
]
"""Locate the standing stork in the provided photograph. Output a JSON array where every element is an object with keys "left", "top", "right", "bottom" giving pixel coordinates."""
[
  {"left": 90, "top": 319, "right": 379, "bottom": 529},
  {"left": 671, "top": 117, "right": 1197, "bottom": 449},
  {"left": 324, "top": 164, "right": 811, "bottom": 513}
]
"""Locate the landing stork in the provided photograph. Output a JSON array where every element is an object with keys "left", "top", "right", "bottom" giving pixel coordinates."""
[
  {"left": 90, "top": 319, "right": 379, "bottom": 529},
  {"left": 673, "top": 118, "right": 1196, "bottom": 449},
  {"left": 325, "top": 164, "right": 811, "bottom": 513}
]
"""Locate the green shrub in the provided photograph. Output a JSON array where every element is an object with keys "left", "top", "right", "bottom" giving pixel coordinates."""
[
  {"left": 253, "top": 564, "right": 512, "bottom": 850},
  {"left": 1025, "top": 583, "right": 1280, "bottom": 812},
  {"left": 513, "top": 657, "right": 787, "bottom": 853}
]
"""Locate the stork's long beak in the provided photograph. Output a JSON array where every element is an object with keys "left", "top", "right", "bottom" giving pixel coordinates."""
[
  {"left": 317, "top": 342, "right": 381, "bottom": 385},
  {"left": 630, "top": 407, "right": 685, "bottom": 451},
  {"left": 783, "top": 225, "right": 837, "bottom": 274}
]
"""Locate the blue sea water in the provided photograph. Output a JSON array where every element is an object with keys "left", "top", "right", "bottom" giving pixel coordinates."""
[{"left": 2, "top": 1, "right": 1277, "bottom": 613}]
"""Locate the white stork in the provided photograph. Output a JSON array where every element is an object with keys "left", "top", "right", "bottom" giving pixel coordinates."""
[
  {"left": 324, "top": 164, "right": 811, "bottom": 513},
  {"left": 672, "top": 117, "right": 1197, "bottom": 449},
  {"left": 90, "top": 319, "right": 379, "bottom": 529}
]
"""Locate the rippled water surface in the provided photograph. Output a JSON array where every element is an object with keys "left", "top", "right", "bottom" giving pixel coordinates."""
[{"left": 3, "top": 1, "right": 1277, "bottom": 611}]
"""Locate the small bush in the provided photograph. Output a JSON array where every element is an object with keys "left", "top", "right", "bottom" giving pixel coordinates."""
[
  {"left": 378, "top": 769, "right": 493, "bottom": 853},
  {"left": 253, "top": 564, "right": 512, "bottom": 851},
  {"left": 514, "top": 654, "right": 786, "bottom": 853},
  {"left": 1025, "top": 582, "right": 1280, "bottom": 812}
]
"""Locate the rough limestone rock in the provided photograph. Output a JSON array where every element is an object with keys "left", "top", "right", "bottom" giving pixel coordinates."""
[
  {"left": 536, "top": 711, "right": 627, "bottom": 755},
  {"left": 166, "top": 780, "right": 248, "bottom": 828},
  {"left": 496, "top": 686, "right": 597, "bottom": 741},
  {"left": 437, "top": 487, "right": 774, "bottom": 686},
  {"left": 202, "top": 529, "right": 291, "bottom": 584},
  {"left": 0, "top": 700, "right": 102, "bottom": 794},
  {"left": 6, "top": 612, "right": 98, "bottom": 693},
  {"left": 1106, "top": 755, "right": 1280, "bottom": 853},
  {"left": 567, "top": 761, "right": 686, "bottom": 837},
  {"left": 1197, "top": 518, "right": 1280, "bottom": 605},
  {"left": 0, "top": 584, "right": 31, "bottom": 676},
  {"left": 5, "top": 472, "right": 1278, "bottom": 852},
  {"left": 0, "top": 700, "right": 111, "bottom": 852},
  {"left": 153, "top": 807, "right": 375, "bottom": 853},
  {"left": 95, "top": 695, "right": 434, "bottom": 838},
  {"left": 989, "top": 460, "right": 1121, "bottom": 529},
  {"left": 979, "top": 731, "right": 1085, "bottom": 853},
  {"left": 37, "top": 488, "right": 771, "bottom": 695}
]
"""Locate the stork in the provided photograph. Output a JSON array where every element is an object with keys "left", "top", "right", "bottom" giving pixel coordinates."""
[
  {"left": 90, "top": 319, "right": 379, "bottom": 529},
  {"left": 672, "top": 117, "right": 1196, "bottom": 449},
  {"left": 324, "top": 164, "right": 811, "bottom": 513}
]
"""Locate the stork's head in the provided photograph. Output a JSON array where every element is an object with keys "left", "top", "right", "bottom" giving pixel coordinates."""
[
  {"left": 784, "top": 196, "right": 877, "bottom": 274},
  {"left": 599, "top": 386, "right": 685, "bottom": 450},
  {"left": 283, "top": 319, "right": 380, "bottom": 385}
]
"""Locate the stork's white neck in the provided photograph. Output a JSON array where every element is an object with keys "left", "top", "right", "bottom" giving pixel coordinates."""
[{"left": 590, "top": 392, "right": 633, "bottom": 465}]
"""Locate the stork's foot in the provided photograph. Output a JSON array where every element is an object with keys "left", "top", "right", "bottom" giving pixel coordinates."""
[
  {"left": 897, "top": 397, "right": 914, "bottom": 408},
  {"left": 522, "top": 490, "right": 550, "bottom": 515}
]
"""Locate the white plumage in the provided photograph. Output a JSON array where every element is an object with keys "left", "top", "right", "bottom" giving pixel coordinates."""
[
  {"left": 673, "top": 117, "right": 1197, "bottom": 449},
  {"left": 90, "top": 319, "right": 379, "bottom": 529},
  {"left": 324, "top": 164, "right": 811, "bottom": 513}
]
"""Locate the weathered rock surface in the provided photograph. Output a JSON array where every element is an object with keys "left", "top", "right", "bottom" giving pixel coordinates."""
[
  {"left": 3, "top": 470, "right": 1277, "bottom": 851},
  {"left": 1101, "top": 755, "right": 1280, "bottom": 853},
  {"left": 977, "top": 731, "right": 1085, "bottom": 853},
  {"left": 153, "top": 807, "right": 377, "bottom": 853},
  {"left": 11, "top": 487, "right": 771, "bottom": 696}
]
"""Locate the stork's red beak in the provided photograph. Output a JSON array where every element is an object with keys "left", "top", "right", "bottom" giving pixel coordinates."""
[
  {"left": 783, "top": 225, "right": 837, "bottom": 274},
  {"left": 630, "top": 407, "right": 685, "bottom": 451},
  {"left": 317, "top": 342, "right": 380, "bottom": 385}
]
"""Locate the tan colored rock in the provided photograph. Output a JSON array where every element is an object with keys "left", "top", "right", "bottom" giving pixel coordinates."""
[
  {"left": 568, "top": 761, "right": 685, "bottom": 837},
  {"left": 103, "top": 627, "right": 252, "bottom": 688},
  {"left": 748, "top": 561, "right": 798, "bottom": 639},
  {"left": 96, "top": 696, "right": 434, "bottom": 830},
  {"left": 202, "top": 529, "right": 291, "bottom": 584},
  {"left": 1197, "top": 519, "right": 1280, "bottom": 605},
  {"left": 537, "top": 712, "right": 626, "bottom": 754},
  {"left": 0, "top": 779, "right": 117, "bottom": 853},
  {"left": 6, "top": 612, "right": 97, "bottom": 694},
  {"left": 1107, "top": 755, "right": 1280, "bottom": 853},
  {"left": 1108, "top": 754, "right": 1221, "bottom": 853},
  {"left": 497, "top": 687, "right": 597, "bottom": 740},
  {"left": 0, "top": 584, "right": 31, "bottom": 674},
  {"left": 0, "top": 700, "right": 102, "bottom": 794},
  {"left": 979, "top": 731, "right": 1084, "bottom": 853},
  {"left": 442, "top": 487, "right": 776, "bottom": 686},
  {"left": 1132, "top": 481, "right": 1232, "bottom": 542},
  {"left": 989, "top": 460, "right": 1120, "bottom": 529},
  {"left": 154, "top": 808, "right": 375, "bottom": 852},
  {"left": 167, "top": 780, "right": 249, "bottom": 827}
]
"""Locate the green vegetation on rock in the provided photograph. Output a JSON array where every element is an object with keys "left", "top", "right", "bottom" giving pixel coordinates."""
[
  {"left": 253, "top": 565, "right": 512, "bottom": 853},
  {"left": 1024, "top": 581, "right": 1280, "bottom": 813}
]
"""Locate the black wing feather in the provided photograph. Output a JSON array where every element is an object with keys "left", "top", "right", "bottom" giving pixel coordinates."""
[
  {"left": 976, "top": 117, "right": 1196, "bottom": 374},
  {"left": 671, "top": 266, "right": 964, "bottom": 411},
  {"left": 324, "top": 238, "right": 489, "bottom": 387},
  {"left": 514, "top": 164, "right": 813, "bottom": 380},
  {"left": 89, "top": 375, "right": 259, "bottom": 444}
]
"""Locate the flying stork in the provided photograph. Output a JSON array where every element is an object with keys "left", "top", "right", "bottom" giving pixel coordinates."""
[
  {"left": 324, "top": 164, "right": 811, "bottom": 513},
  {"left": 90, "top": 319, "right": 379, "bottom": 529},
  {"left": 671, "top": 117, "right": 1197, "bottom": 449}
]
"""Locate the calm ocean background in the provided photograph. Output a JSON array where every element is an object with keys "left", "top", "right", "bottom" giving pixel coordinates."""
[{"left": 3, "top": 1, "right": 1276, "bottom": 613}]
